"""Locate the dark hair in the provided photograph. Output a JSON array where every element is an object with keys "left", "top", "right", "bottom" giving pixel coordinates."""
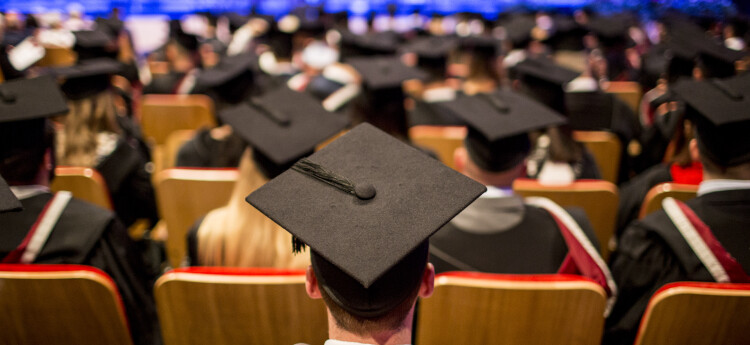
[{"left": 0, "top": 119, "right": 55, "bottom": 185}]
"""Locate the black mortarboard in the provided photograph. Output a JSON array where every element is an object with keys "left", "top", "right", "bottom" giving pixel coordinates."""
[
  {"left": 501, "top": 14, "right": 536, "bottom": 48},
  {"left": 444, "top": 91, "right": 566, "bottom": 171},
  {"left": 195, "top": 53, "right": 256, "bottom": 105},
  {"left": 73, "top": 29, "right": 116, "bottom": 60},
  {"left": 47, "top": 58, "right": 121, "bottom": 100},
  {"left": 341, "top": 32, "right": 400, "bottom": 58},
  {"left": 458, "top": 35, "right": 502, "bottom": 58},
  {"left": 511, "top": 58, "right": 580, "bottom": 113},
  {"left": 671, "top": 74, "right": 750, "bottom": 166},
  {"left": 173, "top": 31, "right": 200, "bottom": 53},
  {"left": 690, "top": 36, "right": 746, "bottom": 79},
  {"left": 0, "top": 174, "right": 22, "bottom": 213},
  {"left": 586, "top": 15, "right": 633, "bottom": 48},
  {"left": 347, "top": 56, "right": 428, "bottom": 90},
  {"left": 95, "top": 17, "right": 124, "bottom": 38},
  {"left": 218, "top": 86, "right": 347, "bottom": 178},
  {"left": 401, "top": 36, "right": 457, "bottom": 81},
  {"left": 246, "top": 123, "right": 486, "bottom": 317},
  {"left": 565, "top": 91, "right": 616, "bottom": 131}
]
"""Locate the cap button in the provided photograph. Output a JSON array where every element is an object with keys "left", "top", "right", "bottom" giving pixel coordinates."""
[
  {"left": 0, "top": 89, "right": 16, "bottom": 104},
  {"left": 354, "top": 184, "right": 376, "bottom": 200}
]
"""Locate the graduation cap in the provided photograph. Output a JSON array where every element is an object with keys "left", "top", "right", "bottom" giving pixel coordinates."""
[
  {"left": 401, "top": 36, "right": 457, "bottom": 81},
  {"left": 501, "top": 14, "right": 536, "bottom": 48},
  {"left": 565, "top": 91, "right": 616, "bottom": 131},
  {"left": 586, "top": 15, "right": 634, "bottom": 48},
  {"left": 341, "top": 32, "right": 400, "bottom": 59},
  {"left": 690, "top": 36, "right": 746, "bottom": 79},
  {"left": 73, "top": 29, "right": 116, "bottom": 60},
  {"left": 671, "top": 74, "right": 750, "bottom": 166},
  {"left": 218, "top": 86, "right": 347, "bottom": 178},
  {"left": 0, "top": 174, "right": 22, "bottom": 213},
  {"left": 347, "top": 56, "right": 427, "bottom": 90},
  {"left": 443, "top": 91, "right": 567, "bottom": 172},
  {"left": 47, "top": 58, "right": 121, "bottom": 100},
  {"left": 511, "top": 58, "right": 580, "bottom": 114},
  {"left": 246, "top": 123, "right": 486, "bottom": 317},
  {"left": 458, "top": 35, "right": 502, "bottom": 58},
  {"left": 195, "top": 53, "right": 256, "bottom": 105}
]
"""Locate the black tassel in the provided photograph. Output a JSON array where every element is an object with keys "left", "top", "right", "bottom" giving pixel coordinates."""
[
  {"left": 292, "top": 236, "right": 307, "bottom": 254},
  {"left": 291, "top": 158, "right": 356, "bottom": 195}
]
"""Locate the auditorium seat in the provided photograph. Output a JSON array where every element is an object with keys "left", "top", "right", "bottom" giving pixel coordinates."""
[
  {"left": 416, "top": 272, "right": 606, "bottom": 345},
  {"left": 408, "top": 125, "right": 468, "bottom": 170},
  {"left": 140, "top": 94, "right": 215, "bottom": 147},
  {"left": 573, "top": 131, "right": 622, "bottom": 184},
  {"left": 634, "top": 282, "right": 750, "bottom": 345},
  {"left": 638, "top": 182, "right": 699, "bottom": 219},
  {"left": 0, "top": 264, "right": 132, "bottom": 345},
  {"left": 604, "top": 81, "right": 642, "bottom": 114},
  {"left": 50, "top": 166, "right": 113, "bottom": 210},
  {"left": 152, "top": 129, "right": 196, "bottom": 177},
  {"left": 154, "top": 168, "right": 238, "bottom": 268},
  {"left": 512, "top": 178, "right": 619, "bottom": 260},
  {"left": 155, "top": 267, "right": 328, "bottom": 345}
]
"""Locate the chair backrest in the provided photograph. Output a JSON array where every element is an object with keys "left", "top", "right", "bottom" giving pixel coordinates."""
[
  {"left": 634, "top": 282, "right": 750, "bottom": 345},
  {"left": 155, "top": 267, "right": 328, "bottom": 345},
  {"left": 407, "top": 125, "right": 467, "bottom": 170},
  {"left": 0, "top": 264, "right": 132, "bottom": 345},
  {"left": 604, "top": 81, "right": 642, "bottom": 114},
  {"left": 154, "top": 168, "right": 238, "bottom": 268},
  {"left": 36, "top": 47, "right": 77, "bottom": 67},
  {"left": 513, "top": 179, "right": 619, "bottom": 260},
  {"left": 638, "top": 182, "right": 699, "bottom": 219},
  {"left": 50, "top": 166, "right": 113, "bottom": 210},
  {"left": 573, "top": 131, "right": 622, "bottom": 184},
  {"left": 140, "top": 94, "right": 215, "bottom": 146},
  {"left": 152, "top": 129, "right": 197, "bottom": 177},
  {"left": 416, "top": 272, "right": 606, "bottom": 345}
]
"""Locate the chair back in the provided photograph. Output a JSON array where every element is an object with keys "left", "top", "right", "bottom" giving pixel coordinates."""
[
  {"left": 0, "top": 264, "right": 132, "bottom": 345},
  {"left": 634, "top": 282, "right": 750, "bottom": 345},
  {"left": 573, "top": 131, "right": 622, "bottom": 184},
  {"left": 155, "top": 267, "right": 328, "bottom": 345},
  {"left": 513, "top": 179, "right": 619, "bottom": 260},
  {"left": 604, "top": 81, "right": 642, "bottom": 114},
  {"left": 141, "top": 94, "right": 215, "bottom": 146},
  {"left": 37, "top": 47, "right": 77, "bottom": 67},
  {"left": 154, "top": 168, "right": 238, "bottom": 268},
  {"left": 151, "top": 129, "right": 197, "bottom": 176},
  {"left": 408, "top": 125, "right": 467, "bottom": 170},
  {"left": 50, "top": 166, "right": 113, "bottom": 210},
  {"left": 638, "top": 182, "right": 699, "bottom": 219},
  {"left": 416, "top": 272, "right": 606, "bottom": 345}
]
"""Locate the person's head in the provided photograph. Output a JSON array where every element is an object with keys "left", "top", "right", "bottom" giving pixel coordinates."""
[
  {"left": 56, "top": 90, "right": 120, "bottom": 167},
  {"left": 0, "top": 77, "right": 69, "bottom": 186},
  {"left": 673, "top": 74, "right": 750, "bottom": 181},
  {"left": 456, "top": 131, "right": 529, "bottom": 188},
  {"left": 246, "top": 124, "right": 486, "bottom": 341}
]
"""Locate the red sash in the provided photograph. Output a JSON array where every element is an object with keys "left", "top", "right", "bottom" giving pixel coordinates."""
[
  {"left": 1, "top": 192, "right": 71, "bottom": 264},
  {"left": 665, "top": 198, "right": 750, "bottom": 283}
]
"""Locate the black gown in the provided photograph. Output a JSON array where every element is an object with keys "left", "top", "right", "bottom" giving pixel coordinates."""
[
  {"left": 96, "top": 138, "right": 159, "bottom": 228},
  {"left": 615, "top": 164, "right": 672, "bottom": 238},
  {"left": 603, "top": 188, "right": 750, "bottom": 345},
  {"left": 0, "top": 193, "right": 161, "bottom": 345},
  {"left": 429, "top": 196, "right": 600, "bottom": 274}
]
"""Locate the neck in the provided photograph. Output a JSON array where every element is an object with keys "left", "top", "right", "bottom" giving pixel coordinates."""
[{"left": 327, "top": 309, "right": 414, "bottom": 345}]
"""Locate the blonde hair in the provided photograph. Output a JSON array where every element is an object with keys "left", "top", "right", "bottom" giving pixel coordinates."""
[
  {"left": 56, "top": 91, "right": 120, "bottom": 167},
  {"left": 196, "top": 148, "right": 310, "bottom": 268}
]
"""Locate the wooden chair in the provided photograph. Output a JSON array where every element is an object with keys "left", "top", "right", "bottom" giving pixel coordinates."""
[
  {"left": 152, "top": 129, "right": 197, "bottom": 178},
  {"left": 638, "top": 182, "right": 699, "bottom": 219},
  {"left": 140, "top": 94, "right": 215, "bottom": 147},
  {"left": 50, "top": 166, "right": 113, "bottom": 210},
  {"left": 604, "top": 81, "right": 642, "bottom": 114},
  {"left": 513, "top": 179, "right": 619, "bottom": 260},
  {"left": 573, "top": 131, "right": 622, "bottom": 184},
  {"left": 155, "top": 267, "right": 328, "bottom": 345},
  {"left": 0, "top": 264, "right": 132, "bottom": 345},
  {"left": 36, "top": 47, "right": 77, "bottom": 67},
  {"left": 154, "top": 168, "right": 238, "bottom": 268},
  {"left": 408, "top": 125, "right": 467, "bottom": 170},
  {"left": 416, "top": 272, "right": 607, "bottom": 345},
  {"left": 634, "top": 282, "right": 750, "bottom": 345}
]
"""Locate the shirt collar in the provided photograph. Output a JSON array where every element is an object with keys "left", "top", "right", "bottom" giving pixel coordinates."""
[
  {"left": 697, "top": 179, "right": 750, "bottom": 197},
  {"left": 481, "top": 185, "right": 514, "bottom": 198},
  {"left": 9, "top": 185, "right": 50, "bottom": 200}
]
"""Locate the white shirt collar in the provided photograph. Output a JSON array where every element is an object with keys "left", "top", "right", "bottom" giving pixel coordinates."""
[
  {"left": 697, "top": 179, "right": 750, "bottom": 197},
  {"left": 9, "top": 185, "right": 50, "bottom": 200},
  {"left": 481, "top": 185, "right": 514, "bottom": 198}
]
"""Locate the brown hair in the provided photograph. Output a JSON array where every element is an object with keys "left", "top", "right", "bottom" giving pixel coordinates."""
[
  {"left": 196, "top": 149, "right": 310, "bottom": 268},
  {"left": 55, "top": 91, "right": 120, "bottom": 167}
]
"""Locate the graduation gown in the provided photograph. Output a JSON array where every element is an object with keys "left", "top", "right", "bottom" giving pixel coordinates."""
[
  {"left": 175, "top": 128, "right": 246, "bottom": 168},
  {"left": 604, "top": 189, "right": 750, "bottom": 345},
  {"left": 429, "top": 195, "right": 600, "bottom": 274},
  {"left": 96, "top": 138, "right": 159, "bottom": 227},
  {"left": 0, "top": 193, "right": 161, "bottom": 345}
]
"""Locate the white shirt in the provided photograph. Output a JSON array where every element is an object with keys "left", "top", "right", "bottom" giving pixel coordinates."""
[{"left": 697, "top": 179, "right": 750, "bottom": 197}]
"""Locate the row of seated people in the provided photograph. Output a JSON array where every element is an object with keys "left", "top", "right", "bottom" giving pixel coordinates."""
[{"left": 1, "top": 9, "right": 749, "bottom": 345}]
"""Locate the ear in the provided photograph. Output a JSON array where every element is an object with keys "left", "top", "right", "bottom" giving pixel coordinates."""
[
  {"left": 454, "top": 147, "right": 468, "bottom": 173},
  {"left": 418, "top": 263, "right": 435, "bottom": 299},
  {"left": 305, "top": 265, "right": 322, "bottom": 299},
  {"left": 689, "top": 138, "right": 701, "bottom": 163}
]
